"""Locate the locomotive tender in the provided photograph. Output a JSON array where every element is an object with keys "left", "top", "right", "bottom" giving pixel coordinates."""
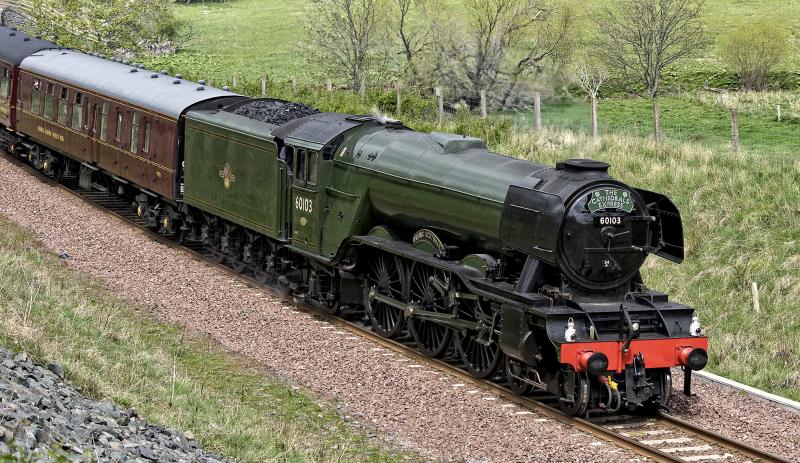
[{"left": 0, "top": 26, "right": 708, "bottom": 415}]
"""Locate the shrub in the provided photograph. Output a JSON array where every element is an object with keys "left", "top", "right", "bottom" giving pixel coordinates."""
[{"left": 720, "top": 20, "right": 791, "bottom": 90}]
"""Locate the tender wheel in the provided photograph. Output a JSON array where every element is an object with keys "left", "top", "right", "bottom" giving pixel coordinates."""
[
  {"left": 455, "top": 299, "right": 502, "bottom": 378},
  {"left": 505, "top": 358, "right": 533, "bottom": 395},
  {"left": 230, "top": 260, "right": 246, "bottom": 274},
  {"left": 407, "top": 264, "right": 453, "bottom": 357},
  {"left": 366, "top": 253, "right": 406, "bottom": 338},
  {"left": 558, "top": 370, "right": 590, "bottom": 416}
]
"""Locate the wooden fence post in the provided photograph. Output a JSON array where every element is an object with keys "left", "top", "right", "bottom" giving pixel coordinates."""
[
  {"left": 480, "top": 90, "right": 487, "bottom": 119},
  {"left": 232, "top": 73, "right": 238, "bottom": 88},
  {"left": 751, "top": 282, "right": 761, "bottom": 314},
  {"left": 435, "top": 87, "right": 444, "bottom": 127},
  {"left": 777, "top": 104, "right": 781, "bottom": 122},
  {"left": 326, "top": 79, "right": 333, "bottom": 92},
  {"left": 261, "top": 76, "right": 266, "bottom": 97},
  {"left": 730, "top": 106, "right": 740, "bottom": 152},
  {"left": 291, "top": 76, "right": 297, "bottom": 95},
  {"left": 395, "top": 81, "right": 402, "bottom": 115},
  {"left": 533, "top": 91, "right": 542, "bottom": 131},
  {"left": 653, "top": 98, "right": 662, "bottom": 143}
]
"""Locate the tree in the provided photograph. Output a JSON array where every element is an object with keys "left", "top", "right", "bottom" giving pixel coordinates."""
[
  {"left": 596, "top": 0, "right": 708, "bottom": 142},
  {"left": 462, "top": 0, "right": 549, "bottom": 100},
  {"left": 305, "top": 0, "right": 387, "bottom": 94},
  {"left": 574, "top": 60, "right": 608, "bottom": 138},
  {"left": 499, "top": 0, "right": 577, "bottom": 108},
  {"left": 26, "top": 0, "right": 193, "bottom": 56},
  {"left": 390, "top": 0, "right": 435, "bottom": 84},
  {"left": 720, "top": 20, "right": 790, "bottom": 91}
]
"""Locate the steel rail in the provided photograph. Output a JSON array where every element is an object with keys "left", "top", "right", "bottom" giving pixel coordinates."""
[{"left": 1, "top": 151, "right": 790, "bottom": 463}]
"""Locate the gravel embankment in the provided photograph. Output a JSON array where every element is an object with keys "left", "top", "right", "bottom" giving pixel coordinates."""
[
  {"left": 3, "top": 154, "right": 798, "bottom": 461},
  {"left": 0, "top": 161, "right": 635, "bottom": 462},
  {"left": 0, "top": 348, "right": 227, "bottom": 462},
  {"left": 669, "top": 369, "right": 800, "bottom": 459}
]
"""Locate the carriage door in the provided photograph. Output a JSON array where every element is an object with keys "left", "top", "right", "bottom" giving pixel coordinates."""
[{"left": 291, "top": 147, "right": 319, "bottom": 251}]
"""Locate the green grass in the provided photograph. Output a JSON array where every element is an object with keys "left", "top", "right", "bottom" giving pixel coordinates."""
[
  {"left": 170, "top": 0, "right": 800, "bottom": 86},
  {"left": 497, "top": 129, "right": 800, "bottom": 400},
  {"left": 511, "top": 93, "right": 800, "bottom": 158},
  {"left": 174, "top": 0, "right": 316, "bottom": 83},
  {"left": 0, "top": 217, "right": 422, "bottom": 463}
]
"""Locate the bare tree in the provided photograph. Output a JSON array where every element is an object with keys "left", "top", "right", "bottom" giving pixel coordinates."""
[
  {"left": 463, "top": 0, "right": 548, "bottom": 100},
  {"left": 391, "top": 0, "right": 435, "bottom": 84},
  {"left": 305, "top": 0, "right": 386, "bottom": 93},
  {"left": 596, "top": 0, "right": 708, "bottom": 142},
  {"left": 575, "top": 61, "right": 608, "bottom": 138},
  {"left": 499, "top": 1, "right": 577, "bottom": 108}
]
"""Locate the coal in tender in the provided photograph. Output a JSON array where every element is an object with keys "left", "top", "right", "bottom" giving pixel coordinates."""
[{"left": 233, "top": 100, "right": 320, "bottom": 126}]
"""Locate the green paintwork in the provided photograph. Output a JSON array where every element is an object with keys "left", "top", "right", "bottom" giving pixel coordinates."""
[
  {"left": 183, "top": 110, "right": 287, "bottom": 239},
  {"left": 181, "top": 113, "right": 545, "bottom": 263},
  {"left": 315, "top": 125, "right": 547, "bottom": 259}
]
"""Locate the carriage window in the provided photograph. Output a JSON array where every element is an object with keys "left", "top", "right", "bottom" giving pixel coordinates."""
[
  {"left": 307, "top": 151, "right": 318, "bottom": 185},
  {"left": 0, "top": 68, "right": 10, "bottom": 97},
  {"left": 44, "top": 83, "right": 54, "bottom": 119},
  {"left": 130, "top": 112, "right": 140, "bottom": 153},
  {"left": 99, "top": 102, "right": 109, "bottom": 141},
  {"left": 142, "top": 121, "right": 151, "bottom": 153},
  {"left": 114, "top": 111, "right": 122, "bottom": 142},
  {"left": 57, "top": 88, "right": 68, "bottom": 124},
  {"left": 71, "top": 92, "right": 83, "bottom": 131},
  {"left": 31, "top": 79, "right": 41, "bottom": 114}
]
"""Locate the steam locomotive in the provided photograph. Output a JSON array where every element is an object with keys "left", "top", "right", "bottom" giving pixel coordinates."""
[{"left": 0, "top": 25, "right": 708, "bottom": 415}]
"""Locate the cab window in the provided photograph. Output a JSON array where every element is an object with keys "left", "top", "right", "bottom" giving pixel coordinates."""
[
  {"left": 294, "top": 149, "right": 306, "bottom": 184},
  {"left": 0, "top": 68, "right": 10, "bottom": 97},
  {"left": 44, "top": 83, "right": 54, "bottom": 119},
  {"left": 57, "top": 88, "right": 68, "bottom": 124},
  {"left": 31, "top": 79, "right": 41, "bottom": 114},
  {"left": 293, "top": 149, "right": 318, "bottom": 187},
  {"left": 307, "top": 151, "right": 318, "bottom": 185}
]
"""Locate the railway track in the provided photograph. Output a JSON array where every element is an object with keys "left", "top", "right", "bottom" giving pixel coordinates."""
[{"left": 2, "top": 151, "right": 791, "bottom": 463}]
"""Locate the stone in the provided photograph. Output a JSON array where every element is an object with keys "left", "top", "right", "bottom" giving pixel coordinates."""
[
  {"left": 46, "top": 363, "right": 65, "bottom": 380},
  {"left": 139, "top": 445, "right": 159, "bottom": 461}
]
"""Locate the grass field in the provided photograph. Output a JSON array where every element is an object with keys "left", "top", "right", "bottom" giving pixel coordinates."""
[
  {"left": 0, "top": 217, "right": 421, "bottom": 463},
  {"left": 172, "top": 0, "right": 800, "bottom": 83},
  {"left": 511, "top": 92, "right": 800, "bottom": 158}
]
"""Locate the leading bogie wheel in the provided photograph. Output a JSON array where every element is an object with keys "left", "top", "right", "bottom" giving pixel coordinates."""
[
  {"left": 505, "top": 357, "right": 533, "bottom": 395},
  {"left": 558, "top": 370, "right": 590, "bottom": 416},
  {"left": 366, "top": 253, "right": 406, "bottom": 338}
]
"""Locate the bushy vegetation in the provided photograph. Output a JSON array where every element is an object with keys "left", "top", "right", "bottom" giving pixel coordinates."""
[
  {"left": 25, "top": 0, "right": 193, "bottom": 56},
  {"left": 720, "top": 20, "right": 792, "bottom": 90},
  {"left": 0, "top": 218, "right": 420, "bottom": 463}
]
